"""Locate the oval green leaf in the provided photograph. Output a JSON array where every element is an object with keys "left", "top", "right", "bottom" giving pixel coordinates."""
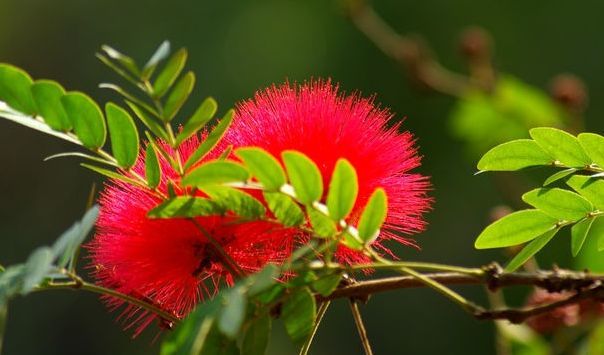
[
  {"left": 505, "top": 228, "right": 559, "bottom": 272},
  {"left": 475, "top": 209, "right": 558, "bottom": 249},
  {"left": 477, "top": 139, "right": 553, "bottom": 171},
  {"left": 522, "top": 188, "right": 593, "bottom": 221},
  {"left": 31, "top": 80, "right": 71, "bottom": 131},
  {"left": 184, "top": 110, "right": 234, "bottom": 171},
  {"left": 307, "top": 207, "right": 337, "bottom": 238},
  {"left": 0, "top": 64, "right": 36, "bottom": 115},
  {"left": 202, "top": 186, "right": 266, "bottom": 219},
  {"left": 326, "top": 159, "right": 359, "bottom": 221},
  {"left": 357, "top": 188, "right": 388, "bottom": 243},
  {"left": 571, "top": 217, "right": 596, "bottom": 257},
  {"left": 162, "top": 71, "right": 195, "bottom": 122},
  {"left": 578, "top": 133, "right": 604, "bottom": 169},
  {"left": 566, "top": 175, "right": 604, "bottom": 210},
  {"left": 175, "top": 96, "right": 217, "bottom": 146},
  {"left": 125, "top": 100, "right": 169, "bottom": 142},
  {"left": 182, "top": 160, "right": 249, "bottom": 187},
  {"left": 264, "top": 192, "right": 304, "bottom": 227},
  {"left": 236, "top": 147, "right": 286, "bottom": 191},
  {"left": 61, "top": 92, "right": 106, "bottom": 149},
  {"left": 282, "top": 151, "right": 323, "bottom": 205},
  {"left": 543, "top": 168, "right": 577, "bottom": 186},
  {"left": 152, "top": 48, "right": 187, "bottom": 98},
  {"left": 281, "top": 287, "right": 316, "bottom": 344},
  {"left": 530, "top": 127, "right": 591, "bottom": 167},
  {"left": 145, "top": 145, "right": 161, "bottom": 189},
  {"left": 105, "top": 103, "right": 139, "bottom": 168},
  {"left": 148, "top": 197, "right": 224, "bottom": 218}
]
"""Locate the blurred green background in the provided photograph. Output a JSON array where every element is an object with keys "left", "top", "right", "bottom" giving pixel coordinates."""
[{"left": 1, "top": 0, "right": 604, "bottom": 354}]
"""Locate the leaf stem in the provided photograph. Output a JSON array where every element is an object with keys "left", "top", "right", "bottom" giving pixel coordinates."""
[{"left": 298, "top": 300, "right": 331, "bottom": 355}]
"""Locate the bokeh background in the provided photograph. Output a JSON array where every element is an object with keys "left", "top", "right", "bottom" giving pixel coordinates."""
[{"left": 2, "top": 0, "right": 604, "bottom": 354}]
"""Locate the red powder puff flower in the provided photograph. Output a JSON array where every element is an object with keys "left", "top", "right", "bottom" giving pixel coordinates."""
[
  {"left": 88, "top": 136, "right": 296, "bottom": 336},
  {"left": 220, "top": 80, "right": 431, "bottom": 264}
]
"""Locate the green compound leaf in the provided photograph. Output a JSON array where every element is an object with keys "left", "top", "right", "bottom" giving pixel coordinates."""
[
  {"left": 504, "top": 228, "right": 559, "bottom": 272},
  {"left": 307, "top": 207, "right": 337, "bottom": 238},
  {"left": 21, "top": 247, "right": 54, "bottom": 294},
  {"left": 241, "top": 313, "right": 271, "bottom": 355},
  {"left": 543, "top": 168, "right": 577, "bottom": 186},
  {"left": 326, "top": 159, "right": 359, "bottom": 221},
  {"left": 475, "top": 210, "right": 559, "bottom": 249},
  {"left": 105, "top": 103, "right": 139, "bottom": 168},
  {"left": 282, "top": 287, "right": 316, "bottom": 344},
  {"left": 145, "top": 144, "right": 161, "bottom": 189},
  {"left": 477, "top": 139, "right": 553, "bottom": 171},
  {"left": 51, "top": 205, "right": 99, "bottom": 269},
  {"left": 184, "top": 110, "right": 234, "bottom": 171},
  {"left": 0, "top": 64, "right": 36, "bottom": 115},
  {"left": 522, "top": 188, "right": 594, "bottom": 222},
  {"left": 312, "top": 273, "right": 342, "bottom": 297},
  {"left": 357, "top": 188, "right": 388, "bottom": 243},
  {"left": 530, "top": 127, "right": 591, "bottom": 167},
  {"left": 202, "top": 186, "right": 266, "bottom": 219},
  {"left": 148, "top": 196, "right": 224, "bottom": 218},
  {"left": 153, "top": 48, "right": 188, "bottom": 98},
  {"left": 236, "top": 147, "right": 286, "bottom": 191},
  {"left": 578, "top": 133, "right": 604, "bottom": 169},
  {"left": 163, "top": 71, "right": 195, "bottom": 122},
  {"left": 100, "top": 45, "right": 140, "bottom": 77},
  {"left": 182, "top": 160, "right": 249, "bottom": 187},
  {"left": 218, "top": 287, "right": 247, "bottom": 339},
  {"left": 282, "top": 151, "right": 323, "bottom": 205},
  {"left": 175, "top": 97, "right": 217, "bottom": 146},
  {"left": 566, "top": 175, "right": 604, "bottom": 210},
  {"left": 125, "top": 100, "right": 170, "bottom": 142},
  {"left": 61, "top": 92, "right": 106, "bottom": 149},
  {"left": 263, "top": 192, "right": 304, "bottom": 227},
  {"left": 31, "top": 80, "right": 71, "bottom": 131},
  {"left": 571, "top": 217, "right": 596, "bottom": 257},
  {"left": 143, "top": 40, "right": 171, "bottom": 79}
]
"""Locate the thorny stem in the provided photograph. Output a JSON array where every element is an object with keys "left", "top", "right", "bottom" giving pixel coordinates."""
[
  {"left": 349, "top": 299, "right": 374, "bottom": 355},
  {"left": 188, "top": 218, "right": 245, "bottom": 279},
  {"left": 298, "top": 301, "right": 331, "bottom": 355}
]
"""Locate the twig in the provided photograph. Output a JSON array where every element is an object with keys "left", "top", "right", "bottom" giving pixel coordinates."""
[
  {"left": 299, "top": 301, "right": 331, "bottom": 355},
  {"left": 349, "top": 299, "right": 374, "bottom": 355}
]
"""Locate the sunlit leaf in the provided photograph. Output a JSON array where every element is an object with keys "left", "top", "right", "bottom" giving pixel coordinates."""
[
  {"left": 571, "top": 217, "right": 596, "bottom": 257},
  {"left": 202, "top": 186, "right": 266, "bottom": 219},
  {"left": 145, "top": 145, "right": 161, "bottom": 189},
  {"left": 106, "top": 103, "right": 139, "bottom": 168},
  {"left": 143, "top": 40, "right": 171, "bottom": 79},
  {"left": 578, "top": 133, "right": 604, "bottom": 169},
  {"left": 477, "top": 139, "right": 553, "bottom": 171},
  {"left": 153, "top": 48, "right": 188, "bottom": 98},
  {"left": 475, "top": 210, "right": 558, "bottom": 249},
  {"left": 505, "top": 228, "right": 559, "bottom": 272},
  {"left": 264, "top": 192, "right": 304, "bottom": 227},
  {"left": 522, "top": 188, "right": 593, "bottom": 221},
  {"left": 126, "top": 100, "right": 170, "bottom": 141},
  {"left": 326, "top": 159, "right": 358, "bottom": 221},
  {"left": 184, "top": 110, "right": 234, "bottom": 171},
  {"left": 61, "top": 92, "right": 106, "bottom": 149},
  {"left": 282, "top": 151, "right": 323, "bottom": 205},
  {"left": 530, "top": 127, "right": 591, "bottom": 167},
  {"left": 100, "top": 45, "right": 140, "bottom": 77},
  {"left": 566, "top": 175, "right": 604, "bottom": 210},
  {"left": 0, "top": 106, "right": 79, "bottom": 145},
  {"left": 236, "top": 147, "right": 286, "bottom": 191},
  {"left": 175, "top": 97, "right": 217, "bottom": 146},
  {"left": 0, "top": 64, "right": 36, "bottom": 115},
  {"left": 148, "top": 197, "right": 224, "bottom": 218},
  {"left": 307, "top": 207, "right": 337, "bottom": 238},
  {"left": 163, "top": 71, "right": 195, "bottom": 122},
  {"left": 31, "top": 80, "right": 71, "bottom": 131},
  {"left": 182, "top": 160, "right": 249, "bottom": 187},
  {"left": 357, "top": 188, "right": 388, "bottom": 243},
  {"left": 543, "top": 168, "right": 577, "bottom": 186}
]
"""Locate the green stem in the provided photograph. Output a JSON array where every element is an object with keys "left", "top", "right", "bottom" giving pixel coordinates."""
[
  {"left": 0, "top": 303, "right": 6, "bottom": 355},
  {"left": 299, "top": 301, "right": 331, "bottom": 355},
  {"left": 319, "top": 260, "right": 484, "bottom": 276},
  {"left": 349, "top": 299, "right": 374, "bottom": 355}
]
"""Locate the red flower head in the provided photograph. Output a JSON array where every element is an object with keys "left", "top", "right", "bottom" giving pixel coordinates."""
[
  {"left": 88, "top": 136, "right": 296, "bottom": 336},
  {"left": 220, "top": 80, "right": 431, "bottom": 263}
]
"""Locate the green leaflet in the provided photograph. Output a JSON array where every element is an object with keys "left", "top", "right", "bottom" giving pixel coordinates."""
[
  {"left": 281, "top": 287, "right": 316, "bottom": 344},
  {"left": 153, "top": 48, "right": 188, "bottom": 98},
  {"left": 241, "top": 313, "right": 271, "bottom": 355},
  {"left": 475, "top": 210, "right": 558, "bottom": 249},
  {"left": 31, "top": 80, "right": 71, "bottom": 131},
  {"left": 61, "top": 92, "right": 107, "bottom": 149},
  {"left": 182, "top": 160, "right": 250, "bottom": 187},
  {"left": 578, "top": 133, "right": 604, "bottom": 169},
  {"left": 505, "top": 228, "right": 559, "bottom": 272},
  {"left": 326, "top": 159, "right": 359, "bottom": 221},
  {"left": 184, "top": 110, "right": 234, "bottom": 171},
  {"left": 264, "top": 192, "right": 304, "bottom": 227},
  {"left": 202, "top": 186, "right": 266, "bottom": 219},
  {"left": 105, "top": 103, "right": 139, "bottom": 168},
  {"left": 175, "top": 97, "right": 217, "bottom": 146},
  {"left": 530, "top": 127, "right": 591, "bottom": 167},
  {"left": 163, "top": 71, "right": 195, "bottom": 122},
  {"left": 148, "top": 197, "right": 224, "bottom": 218},
  {"left": 145, "top": 144, "right": 161, "bottom": 189},
  {"left": 521, "top": 188, "right": 593, "bottom": 221},
  {"left": 282, "top": 151, "right": 323, "bottom": 205},
  {"left": 0, "top": 64, "right": 36, "bottom": 115},
  {"left": 236, "top": 147, "right": 286, "bottom": 191},
  {"left": 571, "top": 217, "right": 596, "bottom": 257},
  {"left": 477, "top": 139, "right": 553, "bottom": 171},
  {"left": 357, "top": 188, "right": 388, "bottom": 243},
  {"left": 566, "top": 175, "right": 604, "bottom": 210}
]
